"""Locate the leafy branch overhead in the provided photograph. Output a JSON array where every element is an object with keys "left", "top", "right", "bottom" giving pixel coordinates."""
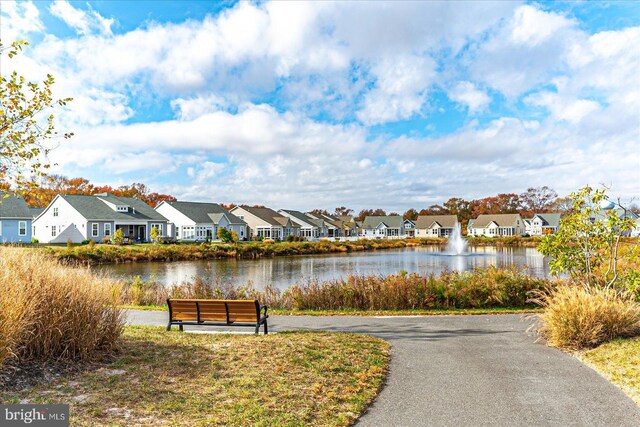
[{"left": 0, "top": 39, "right": 73, "bottom": 191}]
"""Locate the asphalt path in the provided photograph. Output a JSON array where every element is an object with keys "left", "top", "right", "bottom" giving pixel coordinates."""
[{"left": 126, "top": 310, "right": 640, "bottom": 426}]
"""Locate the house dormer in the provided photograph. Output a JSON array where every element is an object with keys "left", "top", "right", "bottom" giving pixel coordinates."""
[{"left": 96, "top": 194, "right": 131, "bottom": 213}]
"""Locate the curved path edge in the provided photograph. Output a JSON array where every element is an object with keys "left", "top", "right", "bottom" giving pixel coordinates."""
[{"left": 126, "top": 310, "right": 640, "bottom": 427}]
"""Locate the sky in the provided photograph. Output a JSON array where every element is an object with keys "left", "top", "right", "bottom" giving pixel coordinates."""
[{"left": 1, "top": 0, "right": 639, "bottom": 211}]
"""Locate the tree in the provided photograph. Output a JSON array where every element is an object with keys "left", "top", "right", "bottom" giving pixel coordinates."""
[
  {"left": 22, "top": 175, "right": 176, "bottom": 208},
  {"left": 310, "top": 208, "right": 329, "bottom": 216},
  {"left": 1, "top": 40, "right": 73, "bottom": 192},
  {"left": 150, "top": 226, "right": 161, "bottom": 244},
  {"left": 519, "top": 186, "right": 558, "bottom": 217},
  {"left": 355, "top": 208, "right": 386, "bottom": 221},
  {"left": 538, "top": 186, "right": 637, "bottom": 289},
  {"left": 217, "top": 227, "right": 233, "bottom": 243},
  {"left": 334, "top": 206, "right": 353, "bottom": 217},
  {"left": 418, "top": 205, "right": 446, "bottom": 216},
  {"left": 230, "top": 230, "right": 239, "bottom": 243},
  {"left": 403, "top": 208, "right": 418, "bottom": 220},
  {"left": 112, "top": 228, "right": 124, "bottom": 245},
  {"left": 471, "top": 193, "right": 520, "bottom": 216}
]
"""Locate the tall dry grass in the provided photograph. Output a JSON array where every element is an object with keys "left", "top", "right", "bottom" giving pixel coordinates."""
[
  {"left": 118, "top": 266, "right": 551, "bottom": 311},
  {"left": 0, "top": 247, "right": 124, "bottom": 372},
  {"left": 531, "top": 285, "right": 640, "bottom": 349}
]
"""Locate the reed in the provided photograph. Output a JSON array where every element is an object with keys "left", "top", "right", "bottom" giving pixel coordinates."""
[
  {"left": 118, "top": 266, "right": 551, "bottom": 311},
  {"left": 0, "top": 248, "right": 124, "bottom": 373},
  {"left": 531, "top": 285, "right": 640, "bottom": 349}
]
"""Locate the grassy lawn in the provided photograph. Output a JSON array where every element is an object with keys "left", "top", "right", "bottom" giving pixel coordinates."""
[
  {"left": 1, "top": 327, "right": 389, "bottom": 426},
  {"left": 122, "top": 304, "right": 542, "bottom": 316},
  {"left": 576, "top": 337, "right": 640, "bottom": 406}
]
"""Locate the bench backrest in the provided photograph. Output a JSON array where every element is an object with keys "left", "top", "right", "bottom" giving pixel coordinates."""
[{"left": 168, "top": 299, "right": 260, "bottom": 324}]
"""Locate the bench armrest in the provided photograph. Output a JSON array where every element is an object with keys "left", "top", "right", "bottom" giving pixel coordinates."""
[{"left": 260, "top": 305, "right": 268, "bottom": 317}]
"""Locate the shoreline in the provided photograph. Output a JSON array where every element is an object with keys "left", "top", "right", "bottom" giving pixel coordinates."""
[{"left": 37, "top": 236, "right": 543, "bottom": 265}]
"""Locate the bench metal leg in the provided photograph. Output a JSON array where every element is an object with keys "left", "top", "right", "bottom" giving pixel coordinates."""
[
  {"left": 179, "top": 323, "right": 183, "bottom": 332},
  {"left": 263, "top": 320, "right": 268, "bottom": 335},
  {"left": 254, "top": 324, "right": 260, "bottom": 335},
  {"left": 167, "top": 322, "right": 172, "bottom": 331}
]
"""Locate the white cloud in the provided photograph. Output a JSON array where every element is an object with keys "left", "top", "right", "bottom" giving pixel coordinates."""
[
  {"left": 0, "top": 1, "right": 43, "bottom": 42},
  {"left": 171, "top": 95, "right": 228, "bottom": 121},
  {"left": 49, "top": 0, "right": 114, "bottom": 36},
  {"left": 357, "top": 55, "right": 436, "bottom": 124},
  {"left": 448, "top": 82, "right": 491, "bottom": 113},
  {"left": 4, "top": 1, "right": 639, "bottom": 209},
  {"left": 471, "top": 5, "right": 579, "bottom": 97},
  {"left": 525, "top": 92, "right": 600, "bottom": 124}
]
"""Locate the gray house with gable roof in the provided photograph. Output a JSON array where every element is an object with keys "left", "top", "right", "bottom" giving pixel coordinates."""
[
  {"left": 0, "top": 193, "right": 33, "bottom": 243},
  {"left": 33, "top": 193, "right": 169, "bottom": 244},
  {"left": 360, "top": 215, "right": 405, "bottom": 238},
  {"left": 155, "top": 201, "right": 247, "bottom": 241}
]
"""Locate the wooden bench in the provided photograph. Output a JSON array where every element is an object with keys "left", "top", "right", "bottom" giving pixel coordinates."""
[{"left": 166, "top": 299, "right": 269, "bottom": 334}]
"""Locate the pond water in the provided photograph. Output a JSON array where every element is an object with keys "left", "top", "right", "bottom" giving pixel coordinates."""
[{"left": 98, "top": 246, "right": 551, "bottom": 290}]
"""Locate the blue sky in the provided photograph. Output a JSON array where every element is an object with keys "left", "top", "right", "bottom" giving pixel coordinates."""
[{"left": 2, "top": 1, "right": 639, "bottom": 210}]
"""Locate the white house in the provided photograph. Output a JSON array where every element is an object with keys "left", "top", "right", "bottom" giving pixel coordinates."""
[
  {"left": 278, "top": 210, "right": 322, "bottom": 240},
  {"left": 230, "top": 206, "right": 298, "bottom": 241},
  {"left": 525, "top": 213, "right": 561, "bottom": 236},
  {"left": 155, "top": 201, "right": 247, "bottom": 241},
  {"left": 468, "top": 214, "right": 526, "bottom": 237},
  {"left": 360, "top": 215, "right": 405, "bottom": 238},
  {"left": 414, "top": 215, "right": 458, "bottom": 238},
  {"left": 33, "top": 193, "right": 169, "bottom": 244}
]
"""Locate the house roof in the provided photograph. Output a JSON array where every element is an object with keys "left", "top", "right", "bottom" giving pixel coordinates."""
[
  {"left": 471, "top": 214, "right": 521, "bottom": 228},
  {"left": 280, "top": 209, "right": 318, "bottom": 227},
  {"left": 30, "top": 208, "right": 44, "bottom": 219},
  {"left": 59, "top": 194, "right": 167, "bottom": 222},
  {"left": 0, "top": 194, "right": 32, "bottom": 219},
  {"left": 239, "top": 207, "right": 289, "bottom": 227},
  {"left": 336, "top": 215, "right": 354, "bottom": 223},
  {"left": 532, "top": 213, "right": 561, "bottom": 228},
  {"left": 362, "top": 215, "right": 404, "bottom": 229},
  {"left": 163, "top": 201, "right": 245, "bottom": 225},
  {"left": 415, "top": 215, "right": 457, "bottom": 229},
  {"left": 592, "top": 208, "right": 639, "bottom": 222}
]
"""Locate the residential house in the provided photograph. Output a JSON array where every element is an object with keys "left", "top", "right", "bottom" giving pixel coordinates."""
[
  {"left": 336, "top": 215, "right": 358, "bottom": 237},
  {"left": 278, "top": 210, "right": 322, "bottom": 239},
  {"left": 33, "top": 193, "right": 169, "bottom": 244},
  {"left": 525, "top": 213, "right": 561, "bottom": 236},
  {"left": 305, "top": 212, "right": 344, "bottom": 238},
  {"left": 403, "top": 219, "right": 416, "bottom": 237},
  {"left": 0, "top": 194, "right": 32, "bottom": 243},
  {"left": 414, "top": 215, "right": 459, "bottom": 238},
  {"left": 632, "top": 218, "right": 640, "bottom": 237},
  {"left": 360, "top": 215, "right": 405, "bottom": 238},
  {"left": 468, "top": 214, "right": 526, "bottom": 237},
  {"left": 155, "top": 201, "right": 247, "bottom": 241},
  {"left": 591, "top": 208, "right": 640, "bottom": 236},
  {"left": 230, "top": 206, "right": 298, "bottom": 241}
]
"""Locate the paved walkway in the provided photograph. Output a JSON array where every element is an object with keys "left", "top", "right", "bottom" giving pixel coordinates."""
[{"left": 127, "top": 311, "right": 640, "bottom": 426}]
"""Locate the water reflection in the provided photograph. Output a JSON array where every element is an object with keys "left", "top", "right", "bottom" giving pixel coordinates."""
[{"left": 99, "top": 246, "right": 551, "bottom": 290}]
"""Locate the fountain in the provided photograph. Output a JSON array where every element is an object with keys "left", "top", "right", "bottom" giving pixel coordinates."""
[{"left": 445, "top": 222, "right": 468, "bottom": 255}]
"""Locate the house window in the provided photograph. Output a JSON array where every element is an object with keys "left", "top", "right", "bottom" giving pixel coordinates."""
[
  {"left": 18, "top": 221, "right": 27, "bottom": 236},
  {"left": 92, "top": 223, "right": 99, "bottom": 237},
  {"left": 52, "top": 226, "right": 57, "bottom": 237},
  {"left": 152, "top": 224, "right": 163, "bottom": 235},
  {"left": 53, "top": 207, "right": 59, "bottom": 217},
  {"left": 104, "top": 223, "right": 111, "bottom": 237}
]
